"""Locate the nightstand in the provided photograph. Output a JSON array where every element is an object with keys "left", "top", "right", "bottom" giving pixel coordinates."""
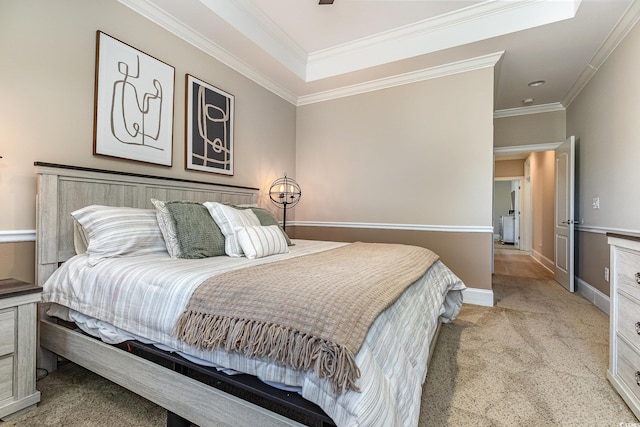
[{"left": 0, "top": 278, "right": 42, "bottom": 420}]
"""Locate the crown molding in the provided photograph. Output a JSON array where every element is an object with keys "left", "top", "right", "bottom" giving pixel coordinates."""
[
  {"left": 493, "top": 102, "right": 566, "bottom": 118},
  {"left": 118, "top": 0, "right": 299, "bottom": 104},
  {"left": 297, "top": 51, "right": 504, "bottom": 106},
  {"left": 563, "top": 0, "right": 640, "bottom": 108},
  {"left": 198, "top": 0, "right": 308, "bottom": 79},
  {"left": 120, "top": 0, "right": 579, "bottom": 105},
  {"left": 306, "top": 0, "right": 580, "bottom": 81}
]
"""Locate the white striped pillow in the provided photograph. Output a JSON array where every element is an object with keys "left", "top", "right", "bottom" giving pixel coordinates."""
[
  {"left": 203, "top": 202, "right": 260, "bottom": 257},
  {"left": 71, "top": 205, "right": 168, "bottom": 265},
  {"left": 236, "top": 225, "right": 289, "bottom": 259}
]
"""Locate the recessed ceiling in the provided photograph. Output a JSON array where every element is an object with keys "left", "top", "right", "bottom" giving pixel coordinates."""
[{"left": 119, "top": 0, "right": 639, "bottom": 111}]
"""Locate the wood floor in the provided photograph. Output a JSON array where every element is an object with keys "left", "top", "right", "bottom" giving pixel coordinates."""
[{"left": 493, "top": 247, "right": 554, "bottom": 279}]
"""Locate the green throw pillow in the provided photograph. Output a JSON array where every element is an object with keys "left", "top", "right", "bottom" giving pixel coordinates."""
[{"left": 165, "top": 201, "right": 226, "bottom": 258}]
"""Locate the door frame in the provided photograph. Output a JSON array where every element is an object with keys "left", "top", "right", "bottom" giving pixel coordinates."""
[
  {"left": 523, "top": 157, "right": 532, "bottom": 253},
  {"left": 494, "top": 176, "right": 524, "bottom": 249},
  {"left": 493, "top": 142, "right": 563, "bottom": 266}
]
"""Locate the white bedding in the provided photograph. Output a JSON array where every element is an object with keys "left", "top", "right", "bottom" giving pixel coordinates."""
[{"left": 42, "top": 239, "right": 465, "bottom": 427}]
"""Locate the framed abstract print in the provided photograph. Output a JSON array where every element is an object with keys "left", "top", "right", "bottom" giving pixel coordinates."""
[
  {"left": 185, "top": 74, "right": 234, "bottom": 175},
  {"left": 93, "top": 31, "right": 175, "bottom": 166}
]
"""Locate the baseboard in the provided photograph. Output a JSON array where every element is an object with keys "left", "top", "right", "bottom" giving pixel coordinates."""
[
  {"left": 576, "top": 277, "right": 610, "bottom": 315},
  {"left": 531, "top": 249, "right": 555, "bottom": 274},
  {"left": 462, "top": 287, "right": 494, "bottom": 307}
]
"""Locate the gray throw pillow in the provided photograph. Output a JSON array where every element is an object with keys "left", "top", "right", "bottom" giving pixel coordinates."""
[{"left": 165, "top": 201, "right": 226, "bottom": 258}]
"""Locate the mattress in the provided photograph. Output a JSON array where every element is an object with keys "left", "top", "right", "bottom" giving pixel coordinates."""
[{"left": 42, "top": 239, "right": 465, "bottom": 426}]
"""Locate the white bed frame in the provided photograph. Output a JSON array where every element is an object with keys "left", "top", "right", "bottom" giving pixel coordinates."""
[{"left": 34, "top": 162, "right": 442, "bottom": 427}]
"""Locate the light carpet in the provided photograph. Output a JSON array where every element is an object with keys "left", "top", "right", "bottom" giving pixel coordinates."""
[
  {"left": 2, "top": 274, "right": 636, "bottom": 426},
  {"left": 420, "top": 273, "right": 634, "bottom": 426}
]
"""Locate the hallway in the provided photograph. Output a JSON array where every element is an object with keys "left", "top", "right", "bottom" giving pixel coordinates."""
[{"left": 494, "top": 248, "right": 554, "bottom": 279}]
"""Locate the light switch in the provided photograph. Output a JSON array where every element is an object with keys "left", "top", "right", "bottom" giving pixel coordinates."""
[{"left": 592, "top": 197, "right": 600, "bottom": 209}]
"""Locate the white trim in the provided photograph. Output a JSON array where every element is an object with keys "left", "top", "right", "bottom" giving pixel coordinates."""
[
  {"left": 576, "top": 277, "right": 610, "bottom": 315},
  {"left": 117, "top": 0, "right": 299, "bottom": 105},
  {"left": 493, "top": 142, "right": 562, "bottom": 156},
  {"left": 0, "top": 230, "right": 36, "bottom": 243},
  {"left": 198, "top": 0, "right": 308, "bottom": 79},
  {"left": 576, "top": 225, "right": 640, "bottom": 236},
  {"left": 494, "top": 175, "right": 524, "bottom": 182},
  {"left": 118, "top": 0, "right": 579, "bottom": 107},
  {"left": 531, "top": 249, "right": 555, "bottom": 274},
  {"left": 297, "top": 52, "right": 503, "bottom": 106},
  {"left": 494, "top": 102, "right": 566, "bottom": 118},
  {"left": 291, "top": 221, "right": 492, "bottom": 233},
  {"left": 462, "top": 288, "right": 494, "bottom": 307},
  {"left": 305, "top": 1, "right": 578, "bottom": 81},
  {"left": 563, "top": 0, "right": 640, "bottom": 107}
]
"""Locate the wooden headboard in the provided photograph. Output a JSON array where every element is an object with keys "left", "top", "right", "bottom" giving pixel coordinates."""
[{"left": 34, "top": 162, "right": 259, "bottom": 286}]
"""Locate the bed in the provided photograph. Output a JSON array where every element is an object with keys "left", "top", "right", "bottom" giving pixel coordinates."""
[{"left": 34, "top": 162, "right": 465, "bottom": 427}]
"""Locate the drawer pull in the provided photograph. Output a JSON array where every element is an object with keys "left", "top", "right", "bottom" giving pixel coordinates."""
[
  {"left": 637, "top": 322, "right": 640, "bottom": 334},
  {"left": 637, "top": 371, "right": 640, "bottom": 386},
  {"left": 636, "top": 272, "right": 640, "bottom": 284}
]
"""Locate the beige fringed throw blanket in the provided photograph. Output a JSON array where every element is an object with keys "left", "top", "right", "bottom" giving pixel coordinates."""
[{"left": 174, "top": 242, "right": 439, "bottom": 394}]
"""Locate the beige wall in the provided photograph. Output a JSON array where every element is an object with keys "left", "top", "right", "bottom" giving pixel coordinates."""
[
  {"left": 295, "top": 69, "right": 495, "bottom": 290},
  {"left": 296, "top": 69, "right": 495, "bottom": 227},
  {"left": 494, "top": 110, "right": 566, "bottom": 147},
  {"left": 494, "top": 159, "right": 524, "bottom": 177},
  {"left": 567, "top": 19, "right": 640, "bottom": 296},
  {"left": 1, "top": 0, "right": 296, "bottom": 279},
  {"left": 292, "top": 226, "right": 492, "bottom": 291},
  {"left": 529, "top": 151, "right": 555, "bottom": 265},
  {"left": 0, "top": 242, "right": 35, "bottom": 284}
]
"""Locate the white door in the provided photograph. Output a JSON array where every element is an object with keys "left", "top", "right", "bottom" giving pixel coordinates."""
[{"left": 554, "top": 136, "right": 575, "bottom": 292}]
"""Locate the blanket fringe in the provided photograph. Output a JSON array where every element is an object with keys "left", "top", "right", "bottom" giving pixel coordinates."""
[{"left": 174, "top": 311, "right": 361, "bottom": 394}]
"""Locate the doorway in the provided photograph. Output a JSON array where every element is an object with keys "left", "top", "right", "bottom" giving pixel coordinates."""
[
  {"left": 493, "top": 142, "right": 565, "bottom": 280},
  {"left": 493, "top": 177, "right": 523, "bottom": 251}
]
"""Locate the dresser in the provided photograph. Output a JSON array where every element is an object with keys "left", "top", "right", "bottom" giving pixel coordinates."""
[
  {"left": 0, "top": 278, "right": 42, "bottom": 420},
  {"left": 608, "top": 233, "right": 640, "bottom": 420}
]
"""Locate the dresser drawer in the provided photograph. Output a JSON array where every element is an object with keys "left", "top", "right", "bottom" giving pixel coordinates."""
[
  {"left": 617, "top": 249, "right": 640, "bottom": 300},
  {"left": 618, "top": 293, "right": 640, "bottom": 349},
  {"left": 0, "top": 309, "right": 15, "bottom": 357},
  {"left": 618, "top": 338, "right": 640, "bottom": 403},
  {"left": 0, "top": 356, "right": 14, "bottom": 401}
]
